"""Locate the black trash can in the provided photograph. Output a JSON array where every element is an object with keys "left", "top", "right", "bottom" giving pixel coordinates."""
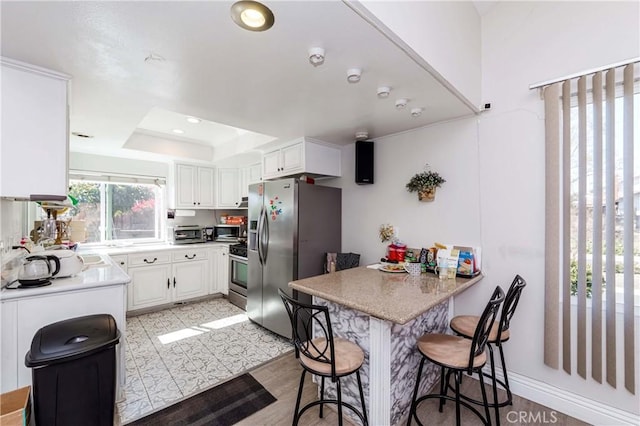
[{"left": 25, "top": 314, "right": 120, "bottom": 426}]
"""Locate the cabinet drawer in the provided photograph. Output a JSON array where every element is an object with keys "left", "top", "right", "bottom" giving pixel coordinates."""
[
  {"left": 172, "top": 248, "right": 209, "bottom": 262},
  {"left": 128, "top": 251, "right": 171, "bottom": 267},
  {"left": 110, "top": 255, "right": 128, "bottom": 270}
]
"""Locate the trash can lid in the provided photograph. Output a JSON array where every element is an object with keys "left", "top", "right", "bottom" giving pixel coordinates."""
[{"left": 25, "top": 314, "right": 120, "bottom": 367}]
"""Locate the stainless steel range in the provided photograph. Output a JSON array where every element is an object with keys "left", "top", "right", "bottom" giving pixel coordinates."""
[{"left": 228, "top": 242, "right": 247, "bottom": 310}]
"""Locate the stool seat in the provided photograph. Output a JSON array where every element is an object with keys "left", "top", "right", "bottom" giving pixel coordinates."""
[
  {"left": 418, "top": 334, "right": 487, "bottom": 369},
  {"left": 300, "top": 337, "right": 365, "bottom": 376},
  {"left": 450, "top": 315, "right": 510, "bottom": 343}
]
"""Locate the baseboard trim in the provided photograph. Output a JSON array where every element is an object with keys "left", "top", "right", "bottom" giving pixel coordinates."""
[{"left": 483, "top": 366, "right": 638, "bottom": 425}]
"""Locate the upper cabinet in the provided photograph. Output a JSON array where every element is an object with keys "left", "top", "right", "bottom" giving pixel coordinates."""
[
  {"left": 262, "top": 137, "right": 341, "bottom": 180},
  {"left": 240, "top": 163, "right": 262, "bottom": 198},
  {"left": 171, "top": 163, "right": 216, "bottom": 209},
  {"left": 216, "top": 168, "right": 242, "bottom": 208},
  {"left": 1, "top": 58, "right": 71, "bottom": 200}
]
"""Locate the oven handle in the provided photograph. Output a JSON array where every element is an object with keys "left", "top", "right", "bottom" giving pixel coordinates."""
[{"left": 229, "top": 254, "right": 248, "bottom": 263}]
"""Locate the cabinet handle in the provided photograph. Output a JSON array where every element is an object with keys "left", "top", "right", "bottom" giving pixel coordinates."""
[
  {"left": 120, "top": 261, "right": 125, "bottom": 265},
  {"left": 185, "top": 254, "right": 196, "bottom": 259},
  {"left": 167, "top": 278, "right": 170, "bottom": 289},
  {"left": 193, "top": 202, "right": 196, "bottom": 205},
  {"left": 144, "top": 257, "right": 158, "bottom": 264},
  {"left": 173, "top": 277, "right": 176, "bottom": 288},
  {"left": 197, "top": 202, "right": 201, "bottom": 205}
]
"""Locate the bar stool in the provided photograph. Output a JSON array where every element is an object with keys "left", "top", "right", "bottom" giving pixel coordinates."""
[
  {"left": 407, "top": 286, "right": 504, "bottom": 426},
  {"left": 449, "top": 275, "right": 526, "bottom": 424},
  {"left": 279, "top": 289, "right": 368, "bottom": 426}
]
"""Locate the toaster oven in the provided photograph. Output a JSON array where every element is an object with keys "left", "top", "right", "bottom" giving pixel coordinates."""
[{"left": 169, "top": 225, "right": 204, "bottom": 244}]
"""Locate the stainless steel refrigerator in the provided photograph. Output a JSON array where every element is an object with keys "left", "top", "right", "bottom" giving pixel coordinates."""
[{"left": 247, "top": 179, "right": 341, "bottom": 338}]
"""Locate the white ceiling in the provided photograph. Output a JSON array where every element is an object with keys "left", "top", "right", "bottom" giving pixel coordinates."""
[{"left": 1, "top": 1, "right": 476, "bottom": 165}]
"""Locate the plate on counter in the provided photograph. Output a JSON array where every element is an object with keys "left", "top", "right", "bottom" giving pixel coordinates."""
[{"left": 379, "top": 264, "right": 407, "bottom": 273}]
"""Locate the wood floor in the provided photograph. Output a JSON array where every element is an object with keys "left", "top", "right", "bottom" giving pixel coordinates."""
[{"left": 240, "top": 352, "right": 589, "bottom": 426}]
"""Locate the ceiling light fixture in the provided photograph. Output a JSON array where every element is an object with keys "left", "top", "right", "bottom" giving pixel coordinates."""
[
  {"left": 395, "top": 98, "right": 409, "bottom": 109},
  {"left": 355, "top": 131, "right": 369, "bottom": 141},
  {"left": 230, "top": 1, "right": 275, "bottom": 32},
  {"left": 172, "top": 129, "right": 185, "bottom": 134},
  {"left": 410, "top": 107, "right": 423, "bottom": 117},
  {"left": 186, "top": 117, "right": 201, "bottom": 124},
  {"left": 347, "top": 68, "right": 362, "bottom": 83},
  {"left": 377, "top": 86, "right": 391, "bottom": 98},
  {"left": 308, "top": 47, "right": 325, "bottom": 67}
]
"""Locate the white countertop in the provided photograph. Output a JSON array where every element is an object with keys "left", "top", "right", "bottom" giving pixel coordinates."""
[
  {"left": 77, "top": 241, "right": 232, "bottom": 256},
  {"left": 0, "top": 253, "right": 131, "bottom": 301}
]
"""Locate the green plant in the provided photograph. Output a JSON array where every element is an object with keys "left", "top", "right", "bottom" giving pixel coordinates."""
[
  {"left": 569, "top": 260, "right": 606, "bottom": 298},
  {"left": 406, "top": 166, "right": 446, "bottom": 193}
]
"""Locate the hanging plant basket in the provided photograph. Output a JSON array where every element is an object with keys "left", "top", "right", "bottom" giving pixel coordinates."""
[
  {"left": 418, "top": 187, "right": 436, "bottom": 201},
  {"left": 406, "top": 164, "right": 445, "bottom": 202}
]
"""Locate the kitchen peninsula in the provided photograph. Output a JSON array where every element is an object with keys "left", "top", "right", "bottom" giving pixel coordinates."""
[{"left": 289, "top": 266, "right": 483, "bottom": 426}]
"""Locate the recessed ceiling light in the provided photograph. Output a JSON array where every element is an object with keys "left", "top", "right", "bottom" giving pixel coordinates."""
[
  {"left": 186, "top": 117, "right": 201, "bottom": 124},
  {"left": 395, "top": 98, "right": 409, "bottom": 109},
  {"left": 377, "top": 86, "right": 391, "bottom": 98},
  {"left": 411, "top": 108, "right": 423, "bottom": 117},
  {"left": 308, "top": 47, "right": 325, "bottom": 67},
  {"left": 347, "top": 68, "right": 362, "bottom": 83},
  {"left": 172, "top": 129, "right": 185, "bottom": 134},
  {"left": 230, "top": 1, "right": 275, "bottom": 32}
]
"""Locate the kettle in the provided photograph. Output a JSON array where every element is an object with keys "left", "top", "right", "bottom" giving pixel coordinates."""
[
  {"left": 47, "top": 249, "right": 84, "bottom": 278},
  {"left": 18, "top": 255, "right": 61, "bottom": 286}
]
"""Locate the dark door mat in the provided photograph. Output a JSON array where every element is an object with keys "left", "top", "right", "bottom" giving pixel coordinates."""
[{"left": 127, "top": 373, "right": 276, "bottom": 426}]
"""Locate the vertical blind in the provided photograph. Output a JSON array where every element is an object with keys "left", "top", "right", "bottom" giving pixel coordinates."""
[{"left": 539, "top": 59, "right": 638, "bottom": 394}]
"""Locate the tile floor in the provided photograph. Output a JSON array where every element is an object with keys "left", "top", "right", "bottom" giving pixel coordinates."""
[{"left": 117, "top": 297, "right": 293, "bottom": 424}]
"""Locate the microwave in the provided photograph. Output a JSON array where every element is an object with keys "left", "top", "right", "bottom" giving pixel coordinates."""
[
  {"left": 207, "top": 224, "right": 241, "bottom": 242},
  {"left": 169, "top": 225, "right": 204, "bottom": 244}
]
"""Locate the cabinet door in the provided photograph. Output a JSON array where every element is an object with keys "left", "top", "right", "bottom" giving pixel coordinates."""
[
  {"left": 173, "top": 260, "right": 209, "bottom": 301},
  {"left": 1, "top": 60, "right": 69, "bottom": 199},
  {"left": 197, "top": 166, "right": 216, "bottom": 208},
  {"left": 176, "top": 164, "right": 197, "bottom": 208},
  {"left": 280, "top": 142, "right": 304, "bottom": 174},
  {"left": 128, "top": 265, "right": 172, "bottom": 311},
  {"left": 217, "top": 168, "right": 240, "bottom": 208},
  {"left": 262, "top": 150, "right": 281, "bottom": 179},
  {"left": 248, "top": 163, "right": 262, "bottom": 184},
  {"left": 210, "top": 246, "right": 229, "bottom": 294}
]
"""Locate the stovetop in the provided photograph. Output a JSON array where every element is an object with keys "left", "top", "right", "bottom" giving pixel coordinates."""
[{"left": 229, "top": 242, "right": 247, "bottom": 258}]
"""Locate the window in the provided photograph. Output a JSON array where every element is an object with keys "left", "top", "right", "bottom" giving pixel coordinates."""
[{"left": 63, "top": 178, "right": 165, "bottom": 244}]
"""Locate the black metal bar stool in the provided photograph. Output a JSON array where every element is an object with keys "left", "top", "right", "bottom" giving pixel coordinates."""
[
  {"left": 449, "top": 275, "right": 527, "bottom": 424},
  {"left": 279, "top": 289, "right": 368, "bottom": 426},
  {"left": 407, "top": 286, "right": 505, "bottom": 426}
]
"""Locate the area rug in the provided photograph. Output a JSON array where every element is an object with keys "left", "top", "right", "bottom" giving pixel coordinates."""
[{"left": 127, "top": 373, "right": 276, "bottom": 426}]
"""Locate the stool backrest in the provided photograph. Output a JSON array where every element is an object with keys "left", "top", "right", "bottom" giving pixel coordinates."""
[
  {"left": 279, "top": 289, "right": 337, "bottom": 378},
  {"left": 469, "top": 286, "right": 505, "bottom": 371},
  {"left": 499, "top": 274, "right": 527, "bottom": 333}
]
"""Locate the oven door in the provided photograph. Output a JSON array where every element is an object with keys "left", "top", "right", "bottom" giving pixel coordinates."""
[{"left": 229, "top": 254, "right": 248, "bottom": 296}]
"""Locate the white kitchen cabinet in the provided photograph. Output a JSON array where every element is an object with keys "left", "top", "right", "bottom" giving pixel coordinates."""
[
  {"left": 172, "top": 163, "right": 216, "bottom": 209},
  {"left": 240, "top": 163, "right": 262, "bottom": 197},
  {"left": 261, "top": 137, "right": 341, "bottom": 180},
  {"left": 216, "top": 168, "right": 242, "bottom": 208},
  {"left": 172, "top": 247, "right": 209, "bottom": 301},
  {"left": 0, "top": 262, "right": 127, "bottom": 399},
  {"left": 127, "top": 264, "right": 172, "bottom": 311},
  {"left": 126, "top": 248, "right": 210, "bottom": 312},
  {"left": 110, "top": 255, "right": 128, "bottom": 273},
  {"left": 1, "top": 58, "right": 70, "bottom": 199},
  {"left": 211, "top": 245, "right": 229, "bottom": 295}
]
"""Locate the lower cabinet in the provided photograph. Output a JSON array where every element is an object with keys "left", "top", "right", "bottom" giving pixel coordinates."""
[
  {"left": 125, "top": 248, "right": 210, "bottom": 312},
  {"left": 211, "top": 245, "right": 229, "bottom": 295}
]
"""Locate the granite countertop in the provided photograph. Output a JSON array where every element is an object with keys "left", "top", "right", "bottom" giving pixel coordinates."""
[
  {"left": 0, "top": 253, "right": 131, "bottom": 301},
  {"left": 289, "top": 266, "right": 483, "bottom": 325}
]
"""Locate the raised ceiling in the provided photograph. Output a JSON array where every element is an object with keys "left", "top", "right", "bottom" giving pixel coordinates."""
[{"left": 0, "top": 1, "right": 476, "bottom": 164}]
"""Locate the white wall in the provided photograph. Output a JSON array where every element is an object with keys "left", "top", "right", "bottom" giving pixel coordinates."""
[
  {"left": 357, "top": 0, "right": 481, "bottom": 108},
  {"left": 340, "top": 0, "right": 639, "bottom": 421}
]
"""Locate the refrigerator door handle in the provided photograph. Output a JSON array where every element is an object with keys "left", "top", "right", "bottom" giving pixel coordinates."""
[
  {"left": 257, "top": 205, "right": 265, "bottom": 265},
  {"left": 262, "top": 207, "right": 269, "bottom": 263}
]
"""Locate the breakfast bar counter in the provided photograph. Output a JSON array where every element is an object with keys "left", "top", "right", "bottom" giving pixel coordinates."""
[{"left": 289, "top": 266, "right": 483, "bottom": 425}]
